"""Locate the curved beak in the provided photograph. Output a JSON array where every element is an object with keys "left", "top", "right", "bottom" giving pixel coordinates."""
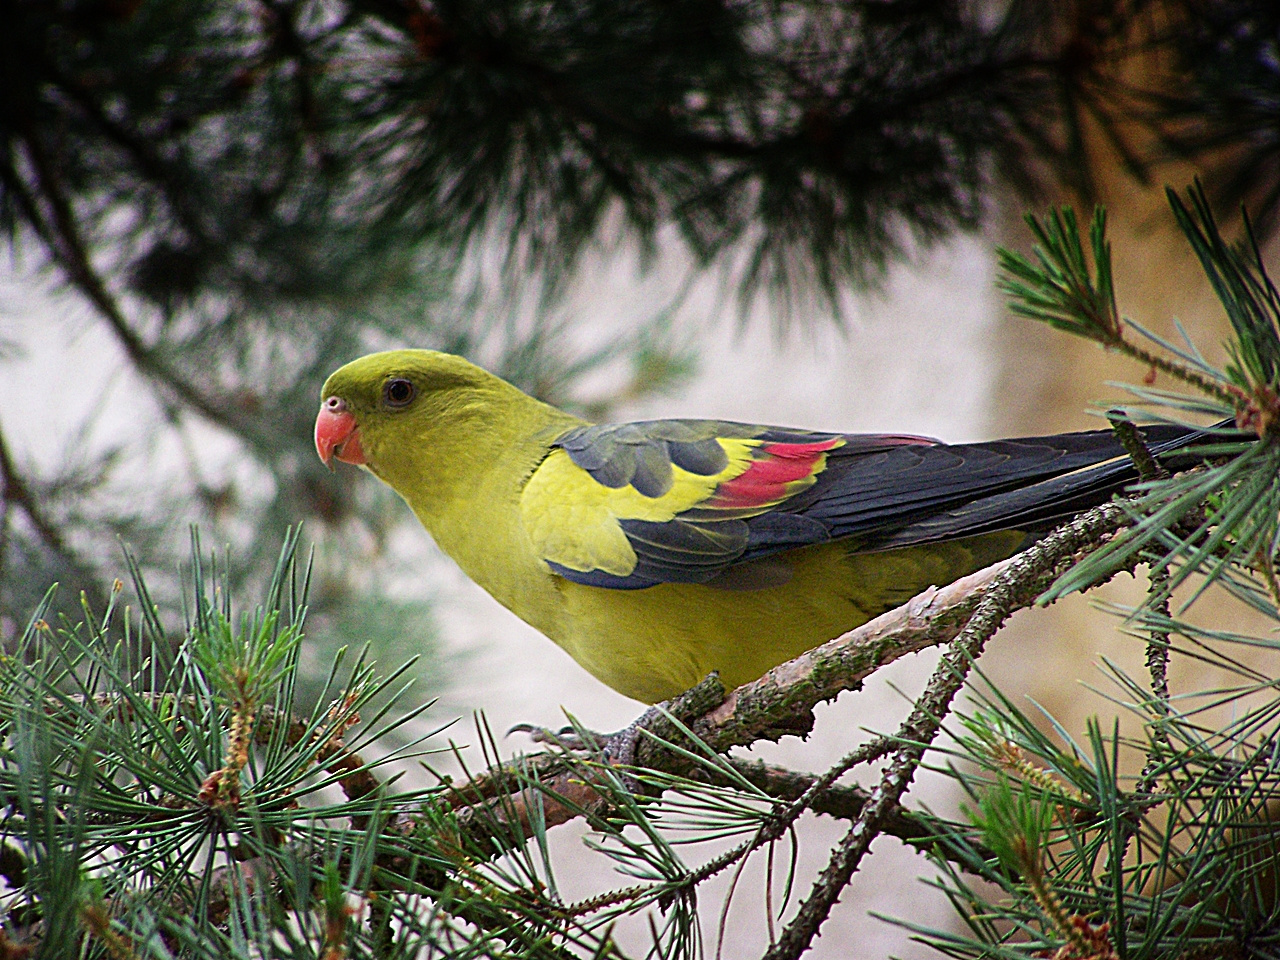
[{"left": 315, "top": 398, "right": 367, "bottom": 468}]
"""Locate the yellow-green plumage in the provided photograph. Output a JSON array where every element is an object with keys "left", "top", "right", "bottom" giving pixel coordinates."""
[
  {"left": 539, "top": 536, "right": 1022, "bottom": 701},
  {"left": 317, "top": 349, "right": 1191, "bottom": 703}
]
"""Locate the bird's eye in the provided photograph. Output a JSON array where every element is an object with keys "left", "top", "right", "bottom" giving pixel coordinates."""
[{"left": 383, "top": 378, "right": 416, "bottom": 408}]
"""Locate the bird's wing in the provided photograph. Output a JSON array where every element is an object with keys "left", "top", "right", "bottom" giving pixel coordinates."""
[
  {"left": 519, "top": 419, "right": 931, "bottom": 589},
  {"left": 519, "top": 418, "right": 1201, "bottom": 590}
]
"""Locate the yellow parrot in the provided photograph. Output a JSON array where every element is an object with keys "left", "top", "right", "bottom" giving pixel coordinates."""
[{"left": 316, "top": 349, "right": 1206, "bottom": 704}]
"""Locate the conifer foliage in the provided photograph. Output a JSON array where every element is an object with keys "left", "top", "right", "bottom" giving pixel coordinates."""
[
  {"left": 3, "top": 0, "right": 1279, "bottom": 621},
  {"left": 0, "top": 187, "right": 1278, "bottom": 958},
  {"left": 3, "top": 4, "right": 1280, "bottom": 954}
]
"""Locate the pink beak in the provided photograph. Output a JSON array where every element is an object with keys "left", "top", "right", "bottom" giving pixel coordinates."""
[{"left": 315, "top": 397, "right": 366, "bottom": 467}]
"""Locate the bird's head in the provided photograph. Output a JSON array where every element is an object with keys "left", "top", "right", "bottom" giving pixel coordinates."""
[{"left": 315, "top": 349, "right": 510, "bottom": 482}]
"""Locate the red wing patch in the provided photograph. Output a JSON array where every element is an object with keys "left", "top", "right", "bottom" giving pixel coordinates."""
[{"left": 710, "top": 438, "right": 844, "bottom": 509}]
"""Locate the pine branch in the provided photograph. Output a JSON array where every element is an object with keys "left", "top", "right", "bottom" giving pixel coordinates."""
[
  {"left": 14, "top": 126, "right": 265, "bottom": 448},
  {"left": 0, "top": 423, "right": 82, "bottom": 577},
  {"left": 0, "top": 422, "right": 103, "bottom": 613},
  {"left": 435, "top": 498, "right": 1138, "bottom": 850},
  {"left": 763, "top": 501, "right": 1133, "bottom": 959}
]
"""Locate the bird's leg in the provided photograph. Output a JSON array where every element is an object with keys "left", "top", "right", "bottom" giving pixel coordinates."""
[{"left": 601, "top": 673, "right": 727, "bottom": 795}]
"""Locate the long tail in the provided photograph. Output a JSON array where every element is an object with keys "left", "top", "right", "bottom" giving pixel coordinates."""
[{"left": 852, "top": 419, "right": 1240, "bottom": 552}]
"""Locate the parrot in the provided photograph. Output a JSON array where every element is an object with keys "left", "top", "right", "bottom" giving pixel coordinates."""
[{"left": 315, "top": 349, "right": 1214, "bottom": 704}]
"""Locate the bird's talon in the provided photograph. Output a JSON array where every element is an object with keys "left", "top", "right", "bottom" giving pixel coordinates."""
[{"left": 509, "top": 722, "right": 607, "bottom": 752}]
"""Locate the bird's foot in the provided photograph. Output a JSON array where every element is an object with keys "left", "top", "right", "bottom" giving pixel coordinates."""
[
  {"left": 506, "top": 722, "right": 607, "bottom": 754},
  {"left": 507, "top": 720, "right": 649, "bottom": 793},
  {"left": 601, "top": 672, "right": 728, "bottom": 795},
  {"left": 510, "top": 674, "right": 727, "bottom": 796}
]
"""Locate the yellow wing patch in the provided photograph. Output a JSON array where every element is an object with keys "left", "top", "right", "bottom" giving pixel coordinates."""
[{"left": 520, "top": 440, "right": 761, "bottom": 575}]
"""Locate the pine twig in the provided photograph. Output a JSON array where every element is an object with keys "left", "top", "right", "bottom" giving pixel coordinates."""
[
  {"left": 762, "top": 501, "right": 1131, "bottom": 960},
  {"left": 1107, "top": 412, "right": 1171, "bottom": 483},
  {"left": 1109, "top": 409, "right": 1176, "bottom": 793},
  {"left": 716, "top": 758, "right": 967, "bottom": 853},
  {"left": 0, "top": 423, "right": 94, "bottom": 583},
  {"left": 14, "top": 125, "right": 264, "bottom": 449},
  {"left": 434, "top": 497, "right": 1146, "bottom": 909}
]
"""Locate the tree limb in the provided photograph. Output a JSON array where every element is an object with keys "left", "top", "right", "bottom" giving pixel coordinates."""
[
  {"left": 439, "top": 499, "right": 1134, "bottom": 849},
  {"left": 764, "top": 500, "right": 1130, "bottom": 959}
]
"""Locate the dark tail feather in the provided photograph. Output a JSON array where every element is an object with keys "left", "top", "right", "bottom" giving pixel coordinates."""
[{"left": 863, "top": 418, "right": 1242, "bottom": 551}]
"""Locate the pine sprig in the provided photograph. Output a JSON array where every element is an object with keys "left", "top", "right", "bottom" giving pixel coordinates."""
[
  {"left": 968, "top": 777, "right": 1118, "bottom": 960},
  {"left": 998, "top": 200, "right": 1244, "bottom": 410},
  {"left": 906, "top": 631, "right": 1280, "bottom": 959},
  {"left": 997, "top": 207, "right": 1122, "bottom": 346},
  {"left": 0, "top": 535, "right": 454, "bottom": 957},
  {"left": 995, "top": 186, "right": 1280, "bottom": 610},
  {"left": 901, "top": 186, "right": 1280, "bottom": 958},
  {"left": 1168, "top": 184, "right": 1280, "bottom": 436}
]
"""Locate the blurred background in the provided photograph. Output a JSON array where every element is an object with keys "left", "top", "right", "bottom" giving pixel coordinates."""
[{"left": 2, "top": 1, "right": 1279, "bottom": 954}]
